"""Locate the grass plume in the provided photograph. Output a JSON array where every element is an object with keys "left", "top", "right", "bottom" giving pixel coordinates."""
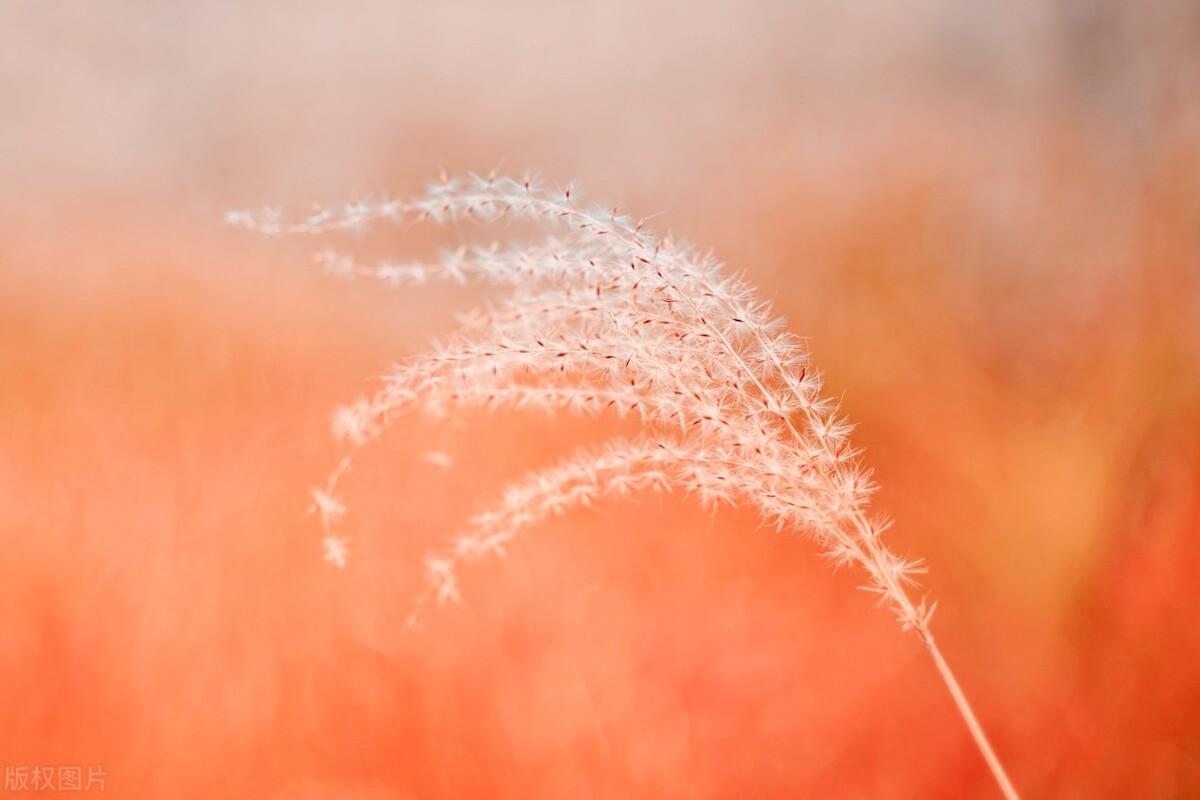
[{"left": 230, "top": 172, "right": 1021, "bottom": 798}]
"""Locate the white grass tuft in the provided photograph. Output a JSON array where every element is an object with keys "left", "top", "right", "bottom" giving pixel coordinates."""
[{"left": 232, "top": 172, "right": 1021, "bottom": 799}]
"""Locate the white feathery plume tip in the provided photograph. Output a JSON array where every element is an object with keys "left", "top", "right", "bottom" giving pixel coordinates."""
[{"left": 322, "top": 536, "right": 349, "bottom": 569}]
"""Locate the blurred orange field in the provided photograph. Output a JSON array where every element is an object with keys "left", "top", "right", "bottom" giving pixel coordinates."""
[{"left": 1, "top": 2, "right": 1198, "bottom": 797}]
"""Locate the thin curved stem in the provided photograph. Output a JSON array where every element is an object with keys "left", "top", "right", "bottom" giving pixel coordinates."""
[{"left": 924, "top": 637, "right": 1021, "bottom": 800}]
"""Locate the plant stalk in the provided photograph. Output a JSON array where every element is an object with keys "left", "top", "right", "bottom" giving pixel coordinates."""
[{"left": 923, "top": 636, "right": 1021, "bottom": 800}]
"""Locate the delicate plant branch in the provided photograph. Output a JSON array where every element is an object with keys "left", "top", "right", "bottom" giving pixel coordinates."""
[{"left": 232, "top": 172, "right": 1020, "bottom": 798}]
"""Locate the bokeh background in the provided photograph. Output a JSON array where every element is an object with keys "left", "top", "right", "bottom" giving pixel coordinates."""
[{"left": 2, "top": 1, "right": 1198, "bottom": 797}]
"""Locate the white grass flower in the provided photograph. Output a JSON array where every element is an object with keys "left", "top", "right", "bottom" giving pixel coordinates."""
[{"left": 234, "top": 172, "right": 1021, "bottom": 800}]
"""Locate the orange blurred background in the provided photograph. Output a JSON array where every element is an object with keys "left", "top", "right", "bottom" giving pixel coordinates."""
[{"left": 2, "top": 2, "right": 1198, "bottom": 797}]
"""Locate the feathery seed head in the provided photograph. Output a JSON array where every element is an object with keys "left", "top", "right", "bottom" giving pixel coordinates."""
[{"left": 234, "top": 173, "right": 934, "bottom": 638}]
